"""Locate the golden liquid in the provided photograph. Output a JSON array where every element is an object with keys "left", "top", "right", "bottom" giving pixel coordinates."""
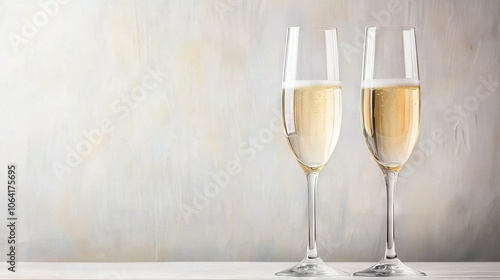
[
  {"left": 282, "top": 81, "right": 342, "bottom": 173},
  {"left": 362, "top": 84, "right": 420, "bottom": 171}
]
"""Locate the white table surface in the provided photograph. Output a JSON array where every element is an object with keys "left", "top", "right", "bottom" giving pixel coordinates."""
[{"left": 0, "top": 262, "right": 499, "bottom": 279}]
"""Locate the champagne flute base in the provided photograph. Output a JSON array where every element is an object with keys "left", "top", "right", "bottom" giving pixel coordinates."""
[
  {"left": 354, "top": 258, "right": 425, "bottom": 277},
  {"left": 276, "top": 257, "right": 348, "bottom": 277}
]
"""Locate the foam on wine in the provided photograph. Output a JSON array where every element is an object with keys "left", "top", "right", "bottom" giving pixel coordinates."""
[
  {"left": 362, "top": 78, "right": 420, "bottom": 88},
  {"left": 283, "top": 80, "right": 341, "bottom": 89}
]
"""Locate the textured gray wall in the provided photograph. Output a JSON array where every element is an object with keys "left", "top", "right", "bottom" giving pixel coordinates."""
[{"left": 0, "top": 0, "right": 499, "bottom": 262}]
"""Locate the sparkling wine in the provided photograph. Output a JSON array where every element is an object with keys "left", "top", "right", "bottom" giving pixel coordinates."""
[
  {"left": 362, "top": 79, "right": 420, "bottom": 171},
  {"left": 282, "top": 80, "right": 342, "bottom": 172}
]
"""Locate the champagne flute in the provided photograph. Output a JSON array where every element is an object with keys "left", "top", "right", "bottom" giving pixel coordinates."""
[
  {"left": 276, "top": 26, "right": 347, "bottom": 277},
  {"left": 354, "top": 26, "right": 425, "bottom": 277}
]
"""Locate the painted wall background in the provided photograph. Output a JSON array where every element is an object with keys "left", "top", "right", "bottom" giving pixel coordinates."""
[{"left": 0, "top": 0, "right": 499, "bottom": 262}]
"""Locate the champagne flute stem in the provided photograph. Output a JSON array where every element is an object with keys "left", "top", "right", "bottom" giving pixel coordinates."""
[
  {"left": 306, "top": 171, "right": 319, "bottom": 259},
  {"left": 384, "top": 170, "right": 398, "bottom": 260}
]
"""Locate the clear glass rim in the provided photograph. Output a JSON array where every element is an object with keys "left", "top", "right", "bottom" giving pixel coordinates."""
[
  {"left": 366, "top": 26, "right": 415, "bottom": 31},
  {"left": 287, "top": 26, "right": 338, "bottom": 32}
]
